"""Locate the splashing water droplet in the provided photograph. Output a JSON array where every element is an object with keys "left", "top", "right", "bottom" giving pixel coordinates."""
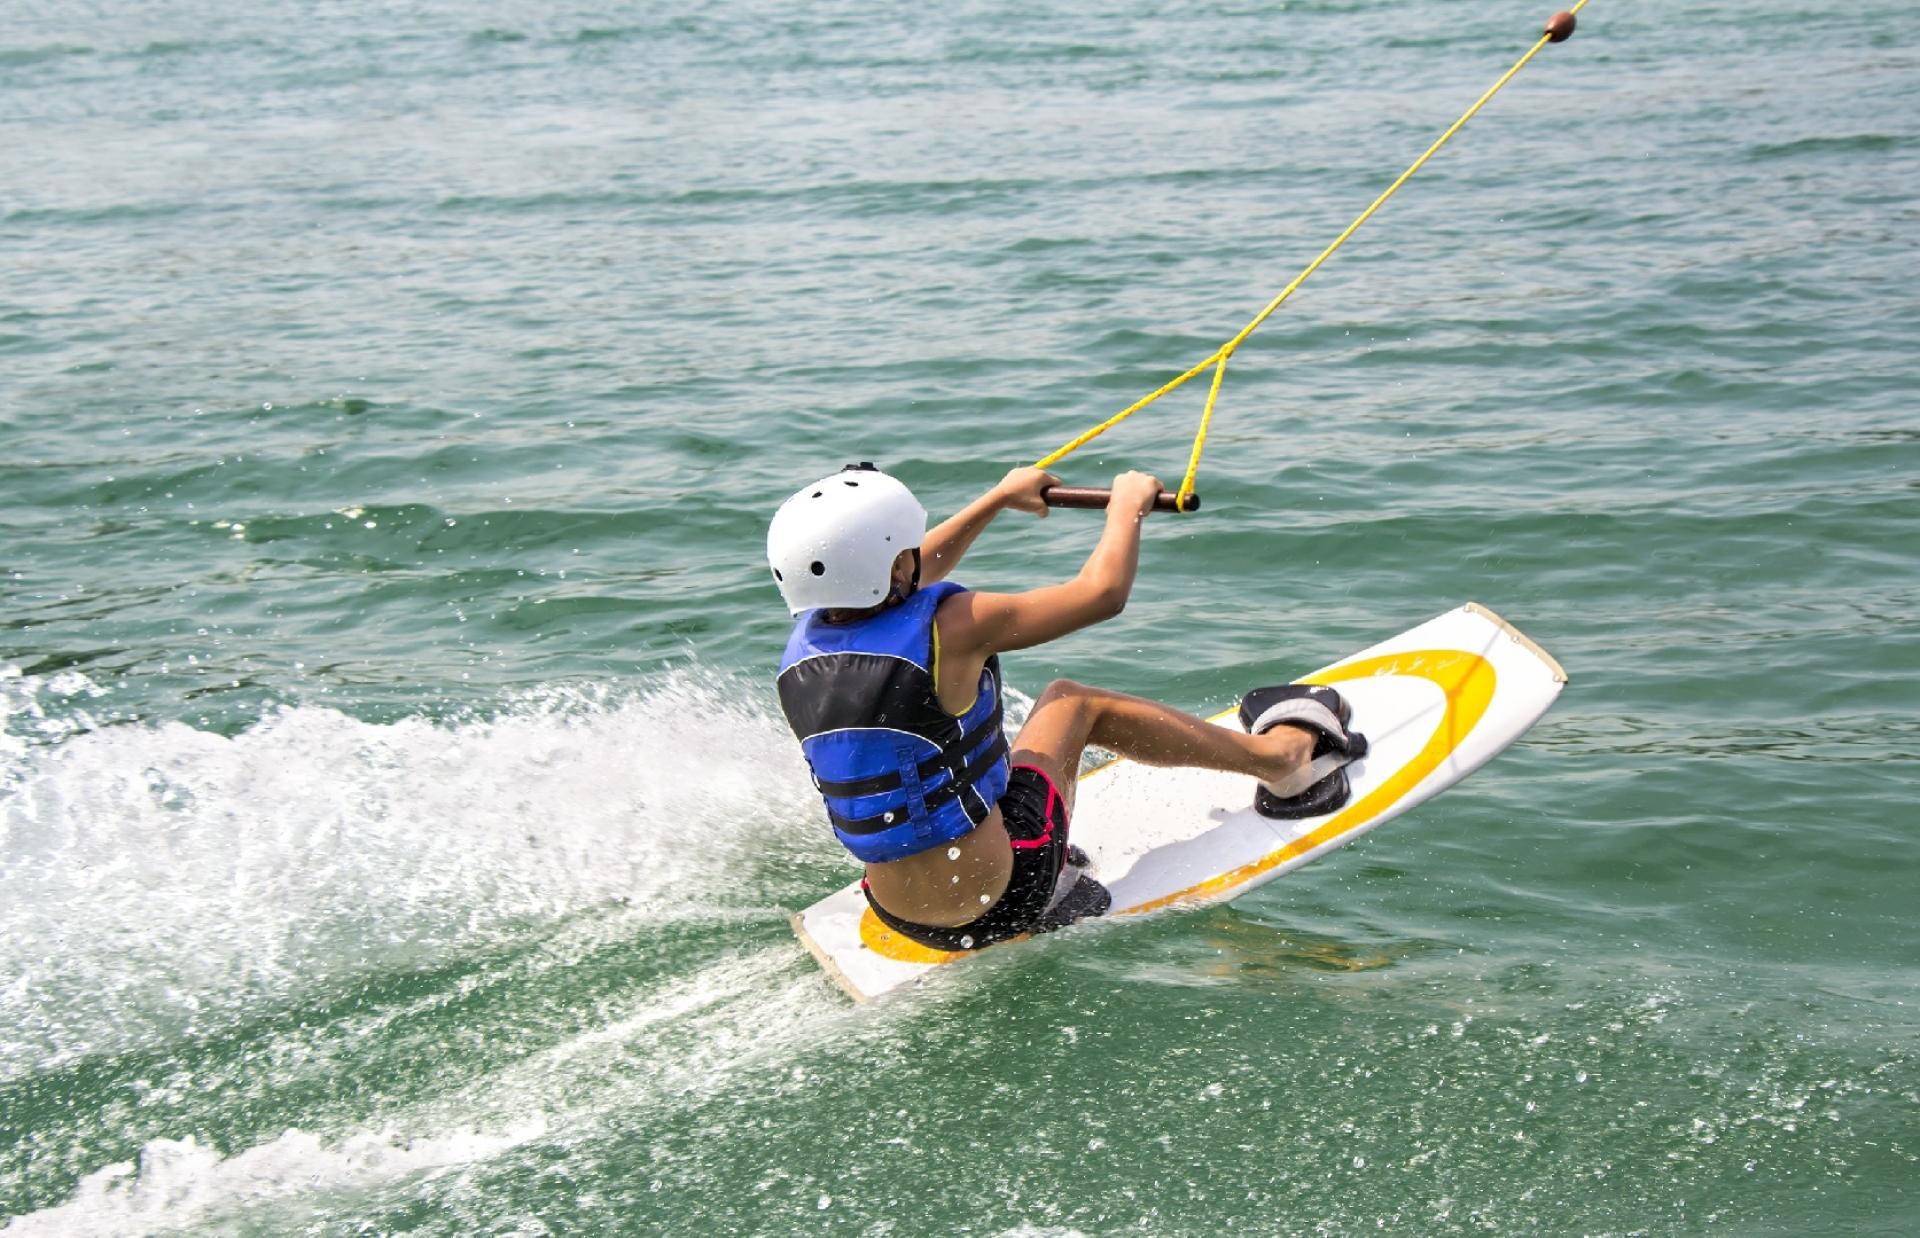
[
  {"left": 959, "top": 935, "right": 974, "bottom": 949},
  {"left": 946, "top": 846, "right": 960, "bottom": 860}
]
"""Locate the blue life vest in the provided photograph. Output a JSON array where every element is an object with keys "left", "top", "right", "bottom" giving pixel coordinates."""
[{"left": 776, "top": 581, "right": 1010, "bottom": 864}]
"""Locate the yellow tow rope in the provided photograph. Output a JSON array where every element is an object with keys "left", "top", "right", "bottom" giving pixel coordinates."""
[{"left": 1034, "top": 4, "right": 1591, "bottom": 510}]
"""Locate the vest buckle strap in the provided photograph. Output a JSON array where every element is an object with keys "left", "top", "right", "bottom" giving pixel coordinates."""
[
  {"left": 806, "top": 699, "right": 1005, "bottom": 800},
  {"left": 896, "top": 741, "right": 932, "bottom": 840},
  {"left": 825, "top": 732, "right": 1009, "bottom": 837}
]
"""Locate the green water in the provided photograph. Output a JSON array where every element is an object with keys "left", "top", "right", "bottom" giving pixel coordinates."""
[{"left": 3, "top": 1, "right": 1916, "bottom": 1233}]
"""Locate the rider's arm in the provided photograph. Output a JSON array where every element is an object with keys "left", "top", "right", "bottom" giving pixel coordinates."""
[
  {"left": 935, "top": 471, "right": 1161, "bottom": 655},
  {"left": 921, "top": 466, "right": 1055, "bottom": 583}
]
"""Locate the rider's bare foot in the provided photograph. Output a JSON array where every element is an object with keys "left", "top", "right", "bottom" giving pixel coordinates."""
[{"left": 1248, "top": 723, "right": 1316, "bottom": 795}]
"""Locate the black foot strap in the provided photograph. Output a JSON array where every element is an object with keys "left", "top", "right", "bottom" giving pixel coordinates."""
[{"left": 1238, "top": 684, "right": 1370, "bottom": 820}]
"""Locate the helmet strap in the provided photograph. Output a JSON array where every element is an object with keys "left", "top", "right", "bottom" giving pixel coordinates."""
[{"left": 886, "top": 547, "right": 922, "bottom": 606}]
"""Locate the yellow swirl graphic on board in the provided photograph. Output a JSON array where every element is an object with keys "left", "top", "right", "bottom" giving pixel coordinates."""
[
  {"left": 1124, "top": 647, "right": 1497, "bottom": 916},
  {"left": 858, "top": 908, "right": 967, "bottom": 964}
]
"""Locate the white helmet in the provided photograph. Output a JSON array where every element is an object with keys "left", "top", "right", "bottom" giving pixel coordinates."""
[{"left": 767, "top": 463, "right": 927, "bottom": 615}]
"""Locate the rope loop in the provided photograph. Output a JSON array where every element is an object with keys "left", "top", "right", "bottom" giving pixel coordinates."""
[{"left": 1032, "top": 1, "right": 1591, "bottom": 503}]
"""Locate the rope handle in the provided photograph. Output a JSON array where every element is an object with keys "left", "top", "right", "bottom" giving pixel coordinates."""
[{"left": 1040, "top": 485, "right": 1200, "bottom": 513}]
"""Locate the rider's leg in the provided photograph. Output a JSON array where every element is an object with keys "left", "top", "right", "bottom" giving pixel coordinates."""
[{"left": 1009, "top": 679, "right": 1316, "bottom": 818}]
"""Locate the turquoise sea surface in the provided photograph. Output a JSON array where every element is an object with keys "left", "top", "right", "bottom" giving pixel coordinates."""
[{"left": 3, "top": 1, "right": 1916, "bottom": 1233}]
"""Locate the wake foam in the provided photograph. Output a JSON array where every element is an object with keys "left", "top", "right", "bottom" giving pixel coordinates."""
[
  {"left": 4, "top": 944, "right": 844, "bottom": 1236},
  {"left": 2, "top": 668, "right": 887, "bottom": 1232},
  {"left": 4, "top": 1124, "right": 545, "bottom": 1237},
  {"left": 0, "top": 670, "right": 822, "bottom": 1080}
]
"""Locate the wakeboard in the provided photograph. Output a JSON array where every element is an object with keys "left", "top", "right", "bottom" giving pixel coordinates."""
[{"left": 792, "top": 602, "right": 1566, "bottom": 1001}]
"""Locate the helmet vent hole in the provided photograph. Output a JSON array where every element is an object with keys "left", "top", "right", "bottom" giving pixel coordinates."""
[
  {"left": 811, "top": 491, "right": 822, "bottom": 498},
  {"left": 773, "top": 569, "right": 783, "bottom": 582},
  {"left": 810, "top": 561, "right": 825, "bottom": 576},
  {"left": 844, "top": 480, "right": 859, "bottom": 487}
]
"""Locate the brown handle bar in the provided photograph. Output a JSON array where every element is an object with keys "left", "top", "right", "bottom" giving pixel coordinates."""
[{"left": 1039, "top": 486, "right": 1200, "bottom": 513}]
